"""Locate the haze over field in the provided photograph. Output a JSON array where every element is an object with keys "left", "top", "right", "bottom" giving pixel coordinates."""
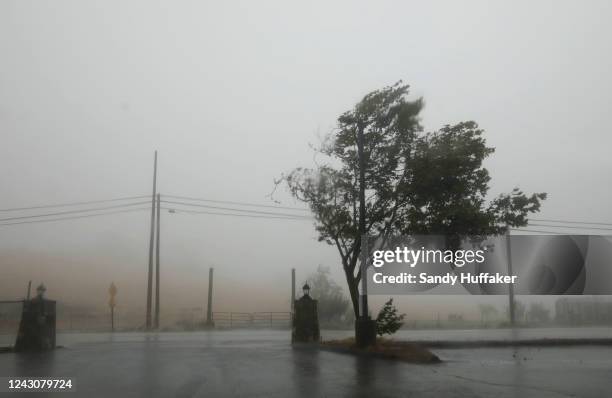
[{"left": 1, "top": 1, "right": 611, "bottom": 323}]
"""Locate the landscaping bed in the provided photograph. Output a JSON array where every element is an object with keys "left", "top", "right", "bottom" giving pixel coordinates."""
[{"left": 320, "top": 337, "right": 441, "bottom": 364}]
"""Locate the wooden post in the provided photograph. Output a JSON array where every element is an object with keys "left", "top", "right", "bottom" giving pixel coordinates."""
[
  {"left": 154, "top": 193, "right": 161, "bottom": 329},
  {"left": 291, "top": 268, "right": 295, "bottom": 315},
  {"left": 206, "top": 268, "right": 214, "bottom": 327},
  {"left": 109, "top": 282, "right": 117, "bottom": 333},
  {"left": 146, "top": 151, "right": 157, "bottom": 330}
]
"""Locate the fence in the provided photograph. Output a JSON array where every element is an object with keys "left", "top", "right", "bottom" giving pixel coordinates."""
[{"left": 212, "top": 311, "right": 291, "bottom": 328}]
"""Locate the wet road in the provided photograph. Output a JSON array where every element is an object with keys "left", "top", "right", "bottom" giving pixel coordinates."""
[{"left": 0, "top": 330, "right": 610, "bottom": 397}]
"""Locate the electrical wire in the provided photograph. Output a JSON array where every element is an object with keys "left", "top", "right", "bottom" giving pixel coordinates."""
[
  {"left": 510, "top": 228, "right": 564, "bottom": 234},
  {"left": 0, "top": 205, "right": 310, "bottom": 227},
  {"left": 3, "top": 194, "right": 612, "bottom": 233},
  {"left": 0, "top": 207, "right": 151, "bottom": 227},
  {"left": 162, "top": 194, "right": 308, "bottom": 212},
  {"left": 0, "top": 195, "right": 150, "bottom": 212},
  {"left": 527, "top": 223, "right": 612, "bottom": 232},
  {"left": 160, "top": 200, "right": 312, "bottom": 219},
  {"left": 530, "top": 218, "right": 612, "bottom": 227},
  {"left": 0, "top": 201, "right": 150, "bottom": 222},
  {"left": 161, "top": 207, "right": 311, "bottom": 221}
]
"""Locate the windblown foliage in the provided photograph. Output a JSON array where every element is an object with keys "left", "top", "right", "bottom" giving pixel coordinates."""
[{"left": 279, "top": 82, "right": 546, "bottom": 316}]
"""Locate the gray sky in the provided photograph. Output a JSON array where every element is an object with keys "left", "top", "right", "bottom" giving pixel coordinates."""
[{"left": 1, "top": 1, "right": 611, "bottom": 319}]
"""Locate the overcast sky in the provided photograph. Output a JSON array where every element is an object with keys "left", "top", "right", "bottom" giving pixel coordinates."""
[{"left": 1, "top": 1, "right": 611, "bottom": 319}]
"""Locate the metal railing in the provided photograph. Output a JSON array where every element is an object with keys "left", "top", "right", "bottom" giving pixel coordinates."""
[{"left": 212, "top": 311, "right": 291, "bottom": 328}]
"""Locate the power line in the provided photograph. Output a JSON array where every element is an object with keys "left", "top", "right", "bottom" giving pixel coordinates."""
[
  {"left": 510, "top": 228, "right": 564, "bottom": 234},
  {"left": 0, "top": 207, "right": 151, "bottom": 227},
  {"left": 160, "top": 200, "right": 312, "bottom": 219},
  {"left": 0, "top": 201, "right": 150, "bottom": 222},
  {"left": 0, "top": 195, "right": 149, "bottom": 212},
  {"left": 161, "top": 207, "right": 311, "bottom": 221},
  {"left": 1, "top": 204, "right": 608, "bottom": 232},
  {"left": 3, "top": 193, "right": 612, "bottom": 232},
  {"left": 162, "top": 194, "right": 309, "bottom": 212},
  {"left": 0, "top": 205, "right": 310, "bottom": 227},
  {"left": 530, "top": 218, "right": 612, "bottom": 227},
  {"left": 527, "top": 223, "right": 612, "bottom": 232}
]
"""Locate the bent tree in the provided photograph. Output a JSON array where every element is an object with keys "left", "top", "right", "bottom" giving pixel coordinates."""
[{"left": 278, "top": 82, "right": 546, "bottom": 317}]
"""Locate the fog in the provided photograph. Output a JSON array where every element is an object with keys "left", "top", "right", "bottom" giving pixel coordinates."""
[{"left": 1, "top": 1, "right": 611, "bottom": 325}]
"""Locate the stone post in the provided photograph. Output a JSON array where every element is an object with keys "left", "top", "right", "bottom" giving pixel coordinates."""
[
  {"left": 292, "top": 284, "right": 320, "bottom": 343},
  {"left": 14, "top": 284, "right": 56, "bottom": 352}
]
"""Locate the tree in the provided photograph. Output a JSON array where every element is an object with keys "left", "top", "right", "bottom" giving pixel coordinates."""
[
  {"left": 376, "top": 298, "right": 405, "bottom": 336},
  {"left": 308, "top": 265, "right": 351, "bottom": 325},
  {"left": 278, "top": 81, "right": 546, "bottom": 317}
]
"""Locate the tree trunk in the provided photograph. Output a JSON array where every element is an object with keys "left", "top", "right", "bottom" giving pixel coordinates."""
[
  {"left": 344, "top": 266, "right": 360, "bottom": 317},
  {"left": 339, "top": 241, "right": 362, "bottom": 318}
]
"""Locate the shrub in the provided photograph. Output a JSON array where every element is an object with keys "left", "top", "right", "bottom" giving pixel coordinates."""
[{"left": 376, "top": 298, "right": 405, "bottom": 336}]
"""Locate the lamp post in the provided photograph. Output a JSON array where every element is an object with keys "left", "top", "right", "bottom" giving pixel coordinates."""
[{"left": 302, "top": 283, "right": 310, "bottom": 297}]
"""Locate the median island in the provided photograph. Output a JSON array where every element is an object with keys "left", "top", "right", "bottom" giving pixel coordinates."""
[{"left": 320, "top": 337, "right": 441, "bottom": 364}]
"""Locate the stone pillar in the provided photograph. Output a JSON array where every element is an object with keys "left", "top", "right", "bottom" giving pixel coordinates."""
[
  {"left": 292, "top": 286, "right": 320, "bottom": 343},
  {"left": 14, "top": 284, "right": 56, "bottom": 352}
]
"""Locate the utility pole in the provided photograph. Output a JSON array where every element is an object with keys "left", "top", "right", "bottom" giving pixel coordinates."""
[
  {"left": 506, "top": 228, "right": 516, "bottom": 326},
  {"left": 357, "top": 122, "right": 368, "bottom": 316},
  {"left": 154, "top": 193, "right": 161, "bottom": 329},
  {"left": 146, "top": 151, "right": 157, "bottom": 330},
  {"left": 355, "top": 122, "right": 376, "bottom": 347},
  {"left": 360, "top": 235, "right": 368, "bottom": 317}
]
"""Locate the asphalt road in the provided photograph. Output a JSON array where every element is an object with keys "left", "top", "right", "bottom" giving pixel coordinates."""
[{"left": 0, "top": 330, "right": 610, "bottom": 397}]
